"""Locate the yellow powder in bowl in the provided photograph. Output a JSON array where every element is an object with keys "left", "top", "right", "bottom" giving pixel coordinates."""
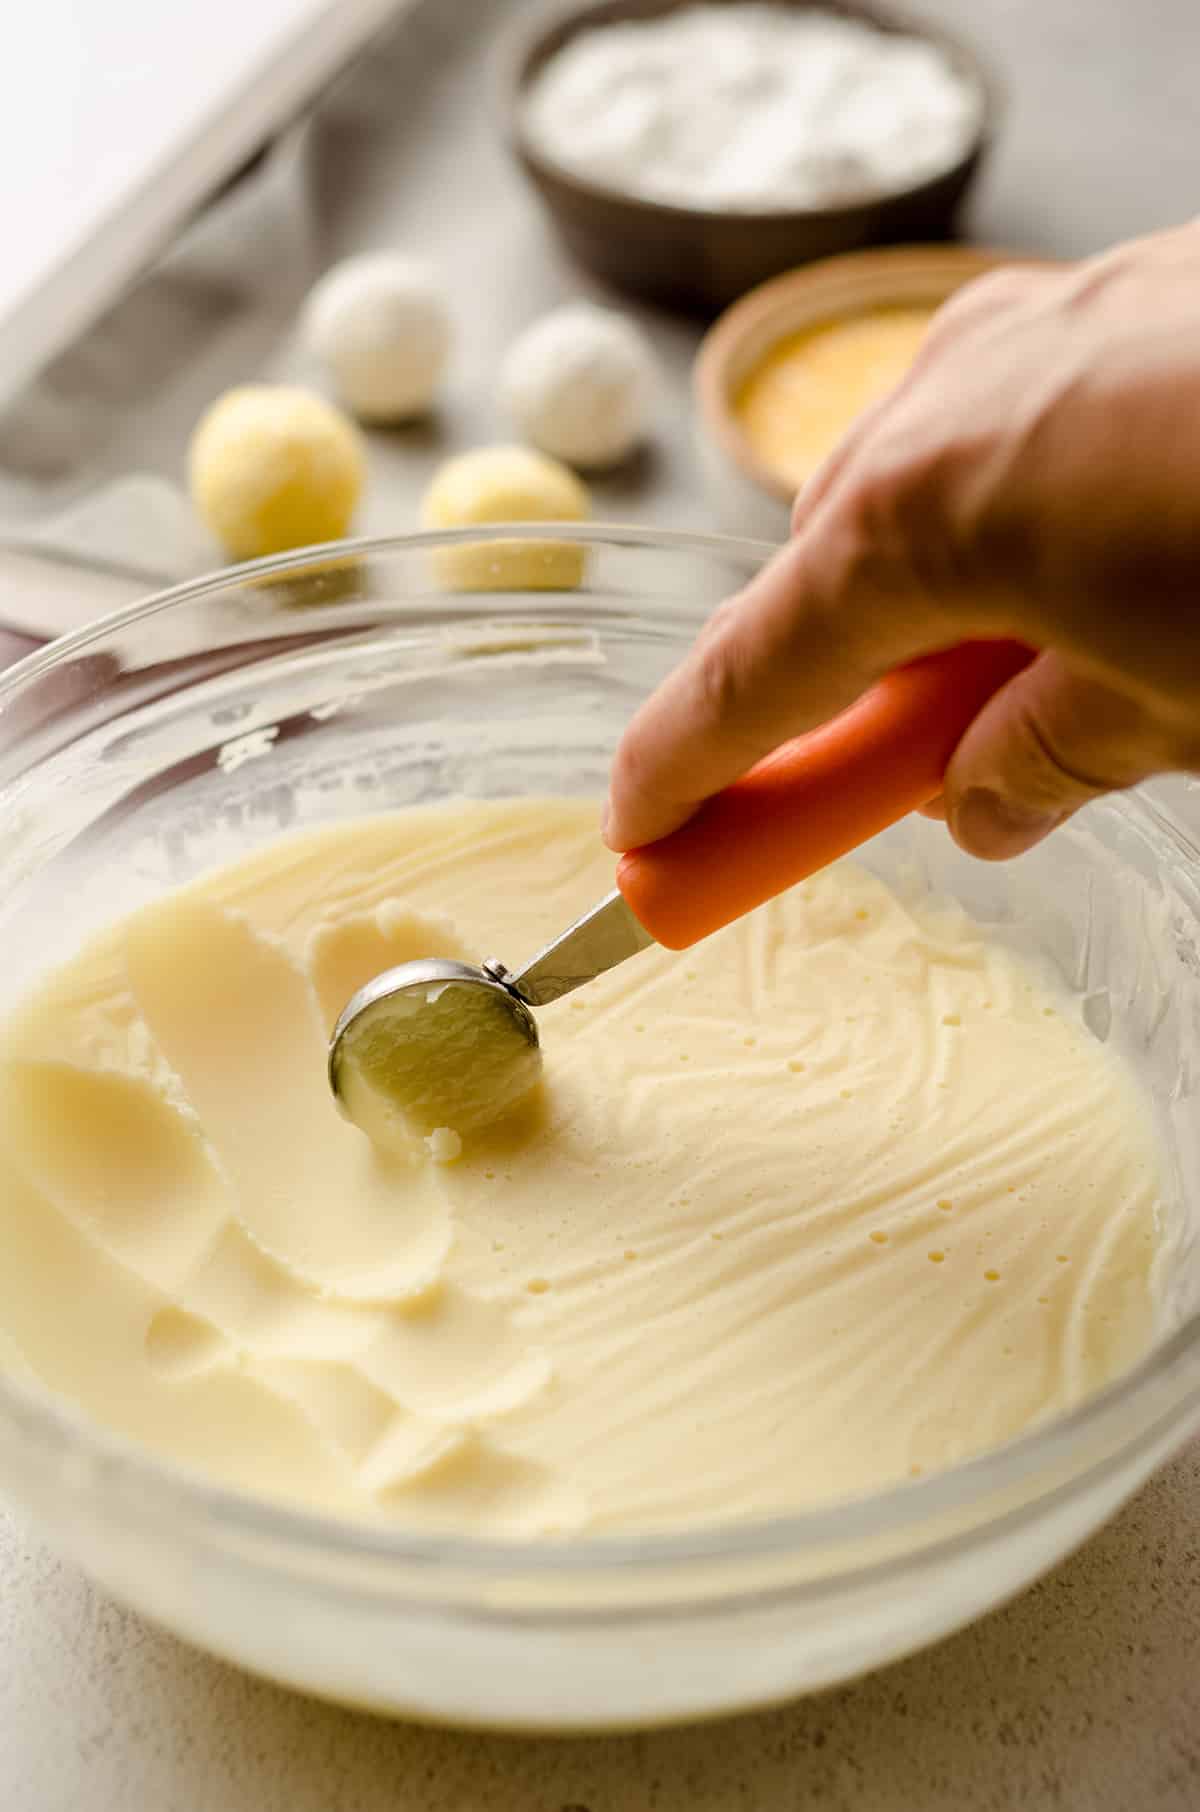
[{"left": 735, "top": 306, "right": 937, "bottom": 493}]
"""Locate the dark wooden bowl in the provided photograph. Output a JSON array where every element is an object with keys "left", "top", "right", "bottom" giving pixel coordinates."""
[{"left": 498, "top": 0, "right": 1002, "bottom": 316}]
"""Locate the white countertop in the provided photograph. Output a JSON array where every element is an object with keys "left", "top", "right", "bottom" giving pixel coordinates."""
[{"left": 3, "top": 1, "right": 1200, "bottom": 1804}]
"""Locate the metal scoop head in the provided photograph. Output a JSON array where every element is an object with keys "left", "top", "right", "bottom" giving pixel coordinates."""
[{"left": 329, "top": 890, "right": 654, "bottom": 1147}]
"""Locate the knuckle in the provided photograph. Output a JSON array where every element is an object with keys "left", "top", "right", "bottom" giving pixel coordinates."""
[
  {"left": 690, "top": 622, "right": 749, "bottom": 730},
  {"left": 1015, "top": 695, "right": 1151, "bottom": 802},
  {"left": 921, "top": 277, "right": 994, "bottom": 347},
  {"left": 697, "top": 593, "right": 744, "bottom": 648},
  {"left": 791, "top": 451, "right": 851, "bottom": 535},
  {"left": 791, "top": 405, "right": 883, "bottom": 533},
  {"left": 841, "top": 458, "right": 907, "bottom": 555},
  {"left": 791, "top": 477, "right": 821, "bottom": 534},
  {"left": 832, "top": 448, "right": 962, "bottom": 624},
  {"left": 1013, "top": 710, "right": 1106, "bottom": 807},
  {"left": 930, "top": 264, "right": 1043, "bottom": 336},
  {"left": 612, "top": 717, "right": 667, "bottom": 819}
]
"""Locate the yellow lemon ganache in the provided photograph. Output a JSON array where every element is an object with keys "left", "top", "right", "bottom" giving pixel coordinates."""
[{"left": 0, "top": 800, "right": 1164, "bottom": 1537}]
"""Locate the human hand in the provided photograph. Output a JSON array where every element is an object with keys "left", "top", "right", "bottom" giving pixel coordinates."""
[{"left": 605, "top": 223, "right": 1200, "bottom": 861}]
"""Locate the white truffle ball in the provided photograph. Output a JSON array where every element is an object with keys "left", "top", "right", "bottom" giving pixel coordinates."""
[
  {"left": 499, "top": 303, "right": 659, "bottom": 469},
  {"left": 302, "top": 253, "right": 452, "bottom": 422},
  {"left": 188, "top": 385, "right": 365, "bottom": 561}
]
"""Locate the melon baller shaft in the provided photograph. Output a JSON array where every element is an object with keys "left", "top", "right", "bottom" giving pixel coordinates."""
[{"left": 328, "top": 641, "right": 1032, "bottom": 1136}]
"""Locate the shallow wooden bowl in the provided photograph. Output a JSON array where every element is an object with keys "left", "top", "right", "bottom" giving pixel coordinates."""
[{"left": 693, "top": 243, "right": 1022, "bottom": 538}]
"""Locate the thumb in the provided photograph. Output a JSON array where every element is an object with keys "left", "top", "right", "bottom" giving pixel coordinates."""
[{"left": 943, "top": 651, "right": 1179, "bottom": 860}]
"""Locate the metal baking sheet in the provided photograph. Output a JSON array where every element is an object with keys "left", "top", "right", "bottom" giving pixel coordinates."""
[{"left": 0, "top": 0, "right": 412, "bottom": 411}]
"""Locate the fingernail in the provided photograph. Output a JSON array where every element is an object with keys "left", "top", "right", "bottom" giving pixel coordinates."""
[
  {"left": 600, "top": 798, "right": 614, "bottom": 848},
  {"left": 952, "top": 788, "right": 1059, "bottom": 860}
]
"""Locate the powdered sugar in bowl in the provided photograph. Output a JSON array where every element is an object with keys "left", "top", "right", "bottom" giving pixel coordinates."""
[{"left": 502, "top": 0, "right": 999, "bottom": 311}]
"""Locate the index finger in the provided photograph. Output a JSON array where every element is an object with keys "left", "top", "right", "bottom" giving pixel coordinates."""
[{"left": 603, "top": 511, "right": 954, "bottom": 853}]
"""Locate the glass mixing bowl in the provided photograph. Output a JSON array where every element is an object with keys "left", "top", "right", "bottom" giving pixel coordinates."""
[{"left": 1, "top": 527, "right": 1199, "bottom": 1733}]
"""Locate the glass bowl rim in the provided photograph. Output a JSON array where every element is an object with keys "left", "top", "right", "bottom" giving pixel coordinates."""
[{"left": 0, "top": 522, "right": 1197, "bottom": 1592}]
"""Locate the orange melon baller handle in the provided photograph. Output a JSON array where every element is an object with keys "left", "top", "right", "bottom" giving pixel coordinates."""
[{"left": 616, "top": 639, "right": 1035, "bottom": 951}]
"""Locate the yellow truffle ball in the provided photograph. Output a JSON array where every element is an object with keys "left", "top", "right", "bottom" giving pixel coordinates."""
[
  {"left": 421, "top": 444, "right": 590, "bottom": 591},
  {"left": 188, "top": 385, "right": 366, "bottom": 561}
]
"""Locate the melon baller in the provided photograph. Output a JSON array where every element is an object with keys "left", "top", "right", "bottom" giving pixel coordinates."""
[{"left": 329, "top": 641, "right": 1031, "bottom": 1138}]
